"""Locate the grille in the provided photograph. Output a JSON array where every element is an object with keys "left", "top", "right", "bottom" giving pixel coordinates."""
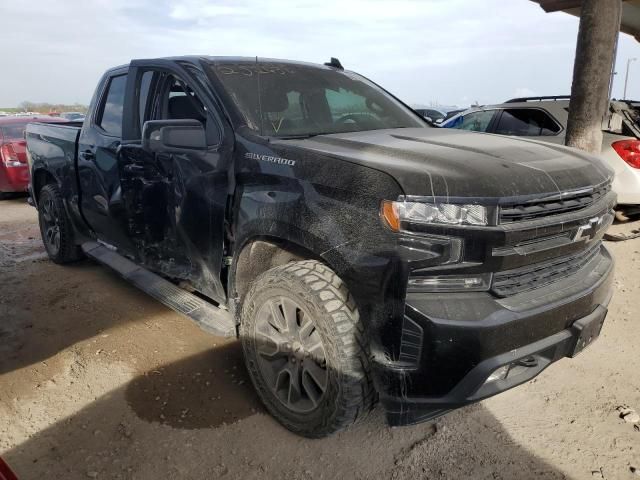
[
  {"left": 492, "top": 244, "right": 602, "bottom": 297},
  {"left": 398, "top": 316, "right": 423, "bottom": 366},
  {"left": 499, "top": 183, "right": 611, "bottom": 223}
]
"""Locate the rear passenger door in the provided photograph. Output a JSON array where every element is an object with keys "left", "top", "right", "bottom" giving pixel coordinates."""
[{"left": 77, "top": 69, "right": 137, "bottom": 254}]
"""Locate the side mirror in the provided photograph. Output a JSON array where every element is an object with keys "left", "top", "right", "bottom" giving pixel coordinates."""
[{"left": 142, "top": 120, "right": 206, "bottom": 153}]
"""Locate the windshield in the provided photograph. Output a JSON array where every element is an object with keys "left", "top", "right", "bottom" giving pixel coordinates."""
[{"left": 207, "top": 61, "right": 425, "bottom": 137}]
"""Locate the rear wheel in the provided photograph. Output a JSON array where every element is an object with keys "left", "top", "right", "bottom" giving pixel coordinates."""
[
  {"left": 240, "top": 260, "right": 375, "bottom": 437},
  {"left": 37, "top": 184, "right": 83, "bottom": 264}
]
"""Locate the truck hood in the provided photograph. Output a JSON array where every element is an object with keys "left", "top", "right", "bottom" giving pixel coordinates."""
[{"left": 277, "top": 128, "right": 614, "bottom": 199}]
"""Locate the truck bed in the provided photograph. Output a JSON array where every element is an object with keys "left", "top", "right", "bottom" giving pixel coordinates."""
[{"left": 26, "top": 122, "right": 81, "bottom": 172}]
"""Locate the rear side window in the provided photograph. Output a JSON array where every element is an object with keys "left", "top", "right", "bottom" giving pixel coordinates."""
[
  {"left": 97, "top": 74, "right": 127, "bottom": 137},
  {"left": 455, "top": 110, "right": 494, "bottom": 132},
  {"left": 495, "top": 109, "right": 561, "bottom": 136}
]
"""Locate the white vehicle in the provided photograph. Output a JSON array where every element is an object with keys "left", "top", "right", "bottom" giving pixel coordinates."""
[{"left": 441, "top": 96, "right": 640, "bottom": 215}]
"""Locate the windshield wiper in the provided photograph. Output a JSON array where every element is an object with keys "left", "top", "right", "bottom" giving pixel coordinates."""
[{"left": 274, "top": 132, "right": 337, "bottom": 140}]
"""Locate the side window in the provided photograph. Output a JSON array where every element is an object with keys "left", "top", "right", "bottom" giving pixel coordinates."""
[
  {"left": 163, "top": 77, "right": 206, "bottom": 121},
  {"left": 157, "top": 76, "right": 221, "bottom": 145},
  {"left": 495, "top": 109, "right": 561, "bottom": 136},
  {"left": 457, "top": 110, "right": 494, "bottom": 132},
  {"left": 138, "top": 71, "right": 155, "bottom": 134},
  {"left": 97, "top": 74, "right": 127, "bottom": 137}
]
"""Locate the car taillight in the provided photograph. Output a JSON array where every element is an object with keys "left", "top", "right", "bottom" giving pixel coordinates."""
[
  {"left": 0, "top": 144, "right": 22, "bottom": 167},
  {"left": 612, "top": 139, "right": 640, "bottom": 169}
]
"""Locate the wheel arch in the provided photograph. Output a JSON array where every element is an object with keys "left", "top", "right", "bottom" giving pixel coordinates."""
[
  {"left": 229, "top": 235, "right": 331, "bottom": 318},
  {"left": 31, "top": 168, "right": 59, "bottom": 204}
]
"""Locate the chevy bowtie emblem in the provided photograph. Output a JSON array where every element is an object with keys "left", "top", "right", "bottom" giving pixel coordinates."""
[{"left": 572, "top": 216, "right": 603, "bottom": 242}]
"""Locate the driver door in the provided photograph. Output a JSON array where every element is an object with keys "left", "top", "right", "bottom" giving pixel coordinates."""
[{"left": 117, "top": 63, "right": 231, "bottom": 303}]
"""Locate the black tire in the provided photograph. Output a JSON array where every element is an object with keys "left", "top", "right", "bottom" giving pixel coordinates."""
[
  {"left": 37, "top": 184, "right": 83, "bottom": 264},
  {"left": 240, "top": 260, "right": 375, "bottom": 437}
]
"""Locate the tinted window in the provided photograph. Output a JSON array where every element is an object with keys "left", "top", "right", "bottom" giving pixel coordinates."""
[
  {"left": 208, "top": 62, "right": 425, "bottom": 137},
  {"left": 454, "top": 110, "right": 494, "bottom": 132},
  {"left": 97, "top": 75, "right": 127, "bottom": 136},
  {"left": 494, "top": 109, "right": 561, "bottom": 136}
]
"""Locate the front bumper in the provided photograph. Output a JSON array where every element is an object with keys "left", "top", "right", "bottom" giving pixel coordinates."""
[{"left": 375, "top": 244, "right": 614, "bottom": 426}]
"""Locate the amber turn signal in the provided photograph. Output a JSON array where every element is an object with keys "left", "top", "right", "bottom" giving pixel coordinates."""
[{"left": 381, "top": 200, "right": 401, "bottom": 232}]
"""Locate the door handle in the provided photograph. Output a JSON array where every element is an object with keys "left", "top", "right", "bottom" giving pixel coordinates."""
[{"left": 82, "top": 150, "right": 95, "bottom": 160}]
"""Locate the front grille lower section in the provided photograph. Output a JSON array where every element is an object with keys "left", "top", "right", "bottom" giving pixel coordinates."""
[
  {"left": 398, "top": 316, "right": 423, "bottom": 366},
  {"left": 491, "top": 244, "right": 602, "bottom": 297},
  {"left": 499, "top": 183, "right": 611, "bottom": 223}
]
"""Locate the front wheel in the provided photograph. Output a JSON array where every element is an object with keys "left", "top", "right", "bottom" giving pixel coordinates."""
[
  {"left": 37, "top": 184, "right": 83, "bottom": 264},
  {"left": 240, "top": 260, "right": 375, "bottom": 437}
]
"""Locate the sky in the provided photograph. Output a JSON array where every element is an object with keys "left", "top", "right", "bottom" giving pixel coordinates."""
[{"left": 1, "top": 0, "right": 639, "bottom": 108}]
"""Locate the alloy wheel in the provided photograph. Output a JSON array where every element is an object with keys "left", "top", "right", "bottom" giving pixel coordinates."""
[
  {"left": 40, "top": 195, "right": 61, "bottom": 255},
  {"left": 253, "top": 296, "right": 329, "bottom": 413}
]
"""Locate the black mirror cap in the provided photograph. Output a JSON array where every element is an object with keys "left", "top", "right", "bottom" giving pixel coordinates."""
[{"left": 142, "top": 119, "right": 206, "bottom": 153}]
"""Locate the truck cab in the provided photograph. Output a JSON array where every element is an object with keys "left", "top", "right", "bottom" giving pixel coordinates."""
[{"left": 26, "top": 56, "right": 615, "bottom": 437}]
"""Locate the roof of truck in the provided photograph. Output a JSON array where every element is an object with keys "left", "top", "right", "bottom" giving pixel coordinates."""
[{"left": 123, "top": 56, "right": 339, "bottom": 71}]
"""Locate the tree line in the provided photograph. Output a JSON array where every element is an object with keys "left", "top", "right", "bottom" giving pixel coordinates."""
[{"left": 9, "top": 101, "right": 89, "bottom": 113}]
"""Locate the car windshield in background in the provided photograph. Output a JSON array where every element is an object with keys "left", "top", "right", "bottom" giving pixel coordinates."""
[
  {"left": 0, "top": 124, "right": 27, "bottom": 141},
  {"left": 207, "top": 62, "right": 425, "bottom": 138}
]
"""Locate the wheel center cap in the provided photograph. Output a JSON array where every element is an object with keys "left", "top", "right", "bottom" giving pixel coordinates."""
[{"left": 292, "top": 341, "right": 303, "bottom": 353}]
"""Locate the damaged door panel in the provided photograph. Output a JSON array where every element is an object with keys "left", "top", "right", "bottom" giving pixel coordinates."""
[{"left": 117, "top": 66, "right": 230, "bottom": 302}]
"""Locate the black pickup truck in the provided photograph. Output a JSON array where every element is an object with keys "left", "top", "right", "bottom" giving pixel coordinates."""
[{"left": 26, "top": 56, "right": 615, "bottom": 437}]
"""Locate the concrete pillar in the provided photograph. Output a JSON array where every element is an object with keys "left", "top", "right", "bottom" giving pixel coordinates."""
[{"left": 565, "top": 0, "right": 622, "bottom": 154}]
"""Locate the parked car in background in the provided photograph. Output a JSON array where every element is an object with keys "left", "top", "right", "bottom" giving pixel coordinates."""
[
  {"left": 443, "top": 108, "right": 464, "bottom": 121},
  {"left": 0, "top": 116, "right": 68, "bottom": 198},
  {"left": 414, "top": 106, "right": 463, "bottom": 125},
  {"left": 414, "top": 108, "right": 447, "bottom": 123},
  {"left": 60, "top": 111, "right": 86, "bottom": 121},
  {"left": 441, "top": 96, "right": 640, "bottom": 216}
]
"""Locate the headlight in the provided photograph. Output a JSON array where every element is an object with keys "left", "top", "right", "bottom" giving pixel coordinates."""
[{"left": 381, "top": 200, "right": 487, "bottom": 231}]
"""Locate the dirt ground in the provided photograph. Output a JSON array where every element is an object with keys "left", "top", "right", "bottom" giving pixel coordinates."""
[{"left": 0, "top": 196, "right": 639, "bottom": 480}]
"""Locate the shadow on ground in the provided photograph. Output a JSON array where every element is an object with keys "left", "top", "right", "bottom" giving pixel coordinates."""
[
  {"left": 126, "top": 342, "right": 264, "bottom": 429},
  {"left": 4, "top": 345, "right": 571, "bottom": 480}
]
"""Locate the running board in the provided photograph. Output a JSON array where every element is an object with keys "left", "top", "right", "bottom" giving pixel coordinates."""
[{"left": 81, "top": 242, "right": 236, "bottom": 337}]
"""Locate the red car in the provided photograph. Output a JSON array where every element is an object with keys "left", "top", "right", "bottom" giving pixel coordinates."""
[{"left": 0, "top": 116, "right": 67, "bottom": 198}]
